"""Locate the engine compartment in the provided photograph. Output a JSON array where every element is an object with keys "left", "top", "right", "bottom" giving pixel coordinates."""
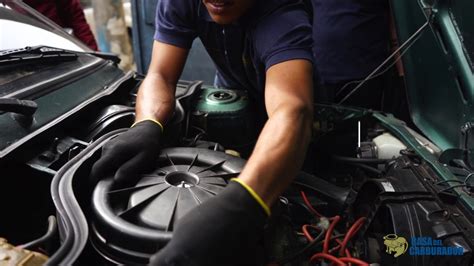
[{"left": 1, "top": 80, "right": 474, "bottom": 265}]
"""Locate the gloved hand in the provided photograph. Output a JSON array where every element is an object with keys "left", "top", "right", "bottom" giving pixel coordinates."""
[
  {"left": 90, "top": 119, "right": 163, "bottom": 185},
  {"left": 149, "top": 179, "right": 271, "bottom": 266}
]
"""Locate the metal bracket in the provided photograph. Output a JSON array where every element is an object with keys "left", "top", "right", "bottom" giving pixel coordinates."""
[{"left": 419, "top": 0, "right": 439, "bottom": 23}]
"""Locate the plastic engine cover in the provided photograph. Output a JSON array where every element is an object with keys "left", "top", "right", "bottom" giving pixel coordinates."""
[
  {"left": 353, "top": 156, "right": 473, "bottom": 265},
  {"left": 90, "top": 147, "right": 246, "bottom": 264}
]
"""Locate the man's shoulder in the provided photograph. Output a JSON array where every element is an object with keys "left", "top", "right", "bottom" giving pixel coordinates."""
[
  {"left": 247, "top": 0, "right": 313, "bottom": 68},
  {"left": 155, "top": 0, "right": 202, "bottom": 49}
]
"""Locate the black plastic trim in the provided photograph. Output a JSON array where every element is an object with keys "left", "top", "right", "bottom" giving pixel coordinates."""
[{"left": 47, "top": 129, "right": 128, "bottom": 265}]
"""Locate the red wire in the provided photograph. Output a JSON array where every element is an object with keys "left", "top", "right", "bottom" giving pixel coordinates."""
[
  {"left": 300, "top": 191, "right": 323, "bottom": 217},
  {"left": 339, "top": 257, "right": 370, "bottom": 266},
  {"left": 338, "top": 217, "right": 366, "bottom": 256},
  {"left": 334, "top": 239, "right": 352, "bottom": 258},
  {"left": 299, "top": 192, "right": 368, "bottom": 265},
  {"left": 327, "top": 239, "right": 352, "bottom": 266},
  {"left": 328, "top": 241, "right": 341, "bottom": 254},
  {"left": 310, "top": 253, "right": 346, "bottom": 266},
  {"left": 323, "top": 215, "right": 340, "bottom": 254},
  {"left": 302, "top": 224, "right": 321, "bottom": 242}
]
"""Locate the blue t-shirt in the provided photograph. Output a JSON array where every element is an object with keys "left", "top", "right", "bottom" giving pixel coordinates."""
[
  {"left": 154, "top": 0, "right": 313, "bottom": 97},
  {"left": 312, "top": 0, "right": 389, "bottom": 83}
]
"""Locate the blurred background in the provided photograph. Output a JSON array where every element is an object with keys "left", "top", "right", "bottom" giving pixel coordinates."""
[{"left": 75, "top": 0, "right": 215, "bottom": 84}]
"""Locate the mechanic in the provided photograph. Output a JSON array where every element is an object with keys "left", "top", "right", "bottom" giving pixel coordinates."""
[
  {"left": 312, "top": 0, "right": 390, "bottom": 109},
  {"left": 23, "top": 0, "right": 98, "bottom": 50},
  {"left": 90, "top": 0, "right": 314, "bottom": 265}
]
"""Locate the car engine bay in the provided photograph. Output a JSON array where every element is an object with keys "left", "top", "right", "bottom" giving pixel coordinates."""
[{"left": 1, "top": 79, "right": 474, "bottom": 266}]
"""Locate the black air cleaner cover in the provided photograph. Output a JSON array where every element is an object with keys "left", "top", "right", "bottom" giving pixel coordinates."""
[
  {"left": 91, "top": 147, "right": 245, "bottom": 264},
  {"left": 128, "top": 163, "right": 228, "bottom": 230}
]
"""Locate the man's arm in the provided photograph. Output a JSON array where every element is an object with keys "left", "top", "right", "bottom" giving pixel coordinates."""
[
  {"left": 149, "top": 2, "right": 313, "bottom": 263},
  {"left": 90, "top": 41, "right": 188, "bottom": 183},
  {"left": 135, "top": 41, "right": 189, "bottom": 124},
  {"left": 150, "top": 59, "right": 313, "bottom": 266},
  {"left": 239, "top": 59, "right": 313, "bottom": 206}
]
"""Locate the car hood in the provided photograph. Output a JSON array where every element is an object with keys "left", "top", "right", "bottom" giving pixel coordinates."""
[{"left": 391, "top": 0, "right": 474, "bottom": 152}]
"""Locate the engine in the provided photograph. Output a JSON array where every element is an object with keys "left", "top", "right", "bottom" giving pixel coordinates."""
[{"left": 4, "top": 81, "right": 473, "bottom": 266}]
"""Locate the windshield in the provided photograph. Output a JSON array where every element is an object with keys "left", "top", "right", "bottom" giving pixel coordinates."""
[{"left": 0, "top": 0, "right": 90, "bottom": 52}]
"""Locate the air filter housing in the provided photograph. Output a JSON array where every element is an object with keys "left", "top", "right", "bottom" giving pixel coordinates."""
[{"left": 90, "top": 147, "right": 245, "bottom": 264}]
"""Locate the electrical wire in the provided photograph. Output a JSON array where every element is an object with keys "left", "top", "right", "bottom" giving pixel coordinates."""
[
  {"left": 338, "top": 20, "right": 430, "bottom": 104},
  {"left": 435, "top": 179, "right": 464, "bottom": 185},
  {"left": 300, "top": 190, "right": 323, "bottom": 217},
  {"left": 310, "top": 253, "right": 346, "bottom": 266},
  {"left": 302, "top": 225, "right": 354, "bottom": 258},
  {"left": 338, "top": 217, "right": 366, "bottom": 256},
  {"left": 292, "top": 193, "right": 370, "bottom": 265},
  {"left": 439, "top": 183, "right": 474, "bottom": 194},
  {"left": 302, "top": 224, "right": 320, "bottom": 242},
  {"left": 323, "top": 215, "right": 341, "bottom": 254},
  {"left": 436, "top": 172, "right": 474, "bottom": 185},
  {"left": 314, "top": 233, "right": 346, "bottom": 249},
  {"left": 301, "top": 217, "right": 370, "bottom": 265},
  {"left": 331, "top": 239, "right": 352, "bottom": 258},
  {"left": 335, "top": 32, "right": 420, "bottom": 98},
  {"left": 438, "top": 173, "right": 474, "bottom": 193},
  {"left": 339, "top": 257, "right": 370, "bottom": 266},
  {"left": 273, "top": 228, "right": 327, "bottom": 265}
]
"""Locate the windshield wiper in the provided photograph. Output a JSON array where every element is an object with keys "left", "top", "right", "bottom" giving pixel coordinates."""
[
  {"left": 0, "top": 46, "right": 78, "bottom": 65},
  {"left": 87, "top": 51, "right": 121, "bottom": 64},
  {"left": 0, "top": 98, "right": 37, "bottom": 116},
  {"left": 0, "top": 45, "right": 121, "bottom": 65}
]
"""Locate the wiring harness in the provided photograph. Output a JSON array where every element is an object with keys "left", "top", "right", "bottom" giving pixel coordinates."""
[{"left": 269, "top": 191, "right": 370, "bottom": 266}]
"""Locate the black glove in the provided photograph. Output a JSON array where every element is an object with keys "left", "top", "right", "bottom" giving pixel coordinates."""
[
  {"left": 90, "top": 119, "right": 163, "bottom": 185},
  {"left": 149, "top": 180, "right": 270, "bottom": 266}
]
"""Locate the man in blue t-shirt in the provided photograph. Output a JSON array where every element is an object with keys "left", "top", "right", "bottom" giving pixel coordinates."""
[{"left": 91, "top": 0, "right": 314, "bottom": 265}]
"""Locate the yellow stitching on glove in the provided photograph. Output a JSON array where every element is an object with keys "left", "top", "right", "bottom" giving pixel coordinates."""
[
  {"left": 131, "top": 118, "right": 164, "bottom": 132},
  {"left": 231, "top": 178, "right": 271, "bottom": 216}
]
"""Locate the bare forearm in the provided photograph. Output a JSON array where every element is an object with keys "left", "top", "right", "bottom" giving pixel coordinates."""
[
  {"left": 135, "top": 41, "right": 188, "bottom": 125},
  {"left": 239, "top": 104, "right": 312, "bottom": 206},
  {"left": 135, "top": 73, "right": 176, "bottom": 124}
]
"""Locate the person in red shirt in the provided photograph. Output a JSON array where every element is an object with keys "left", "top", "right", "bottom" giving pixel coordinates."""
[{"left": 23, "top": 0, "right": 98, "bottom": 51}]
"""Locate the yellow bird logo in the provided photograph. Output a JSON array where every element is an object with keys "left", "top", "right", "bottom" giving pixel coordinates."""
[{"left": 383, "top": 234, "right": 409, "bottom": 258}]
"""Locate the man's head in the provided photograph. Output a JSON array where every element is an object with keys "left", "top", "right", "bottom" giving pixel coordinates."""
[{"left": 203, "top": 0, "right": 255, "bottom": 25}]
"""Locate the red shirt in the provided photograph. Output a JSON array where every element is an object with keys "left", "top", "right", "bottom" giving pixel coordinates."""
[{"left": 24, "top": 0, "right": 98, "bottom": 51}]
